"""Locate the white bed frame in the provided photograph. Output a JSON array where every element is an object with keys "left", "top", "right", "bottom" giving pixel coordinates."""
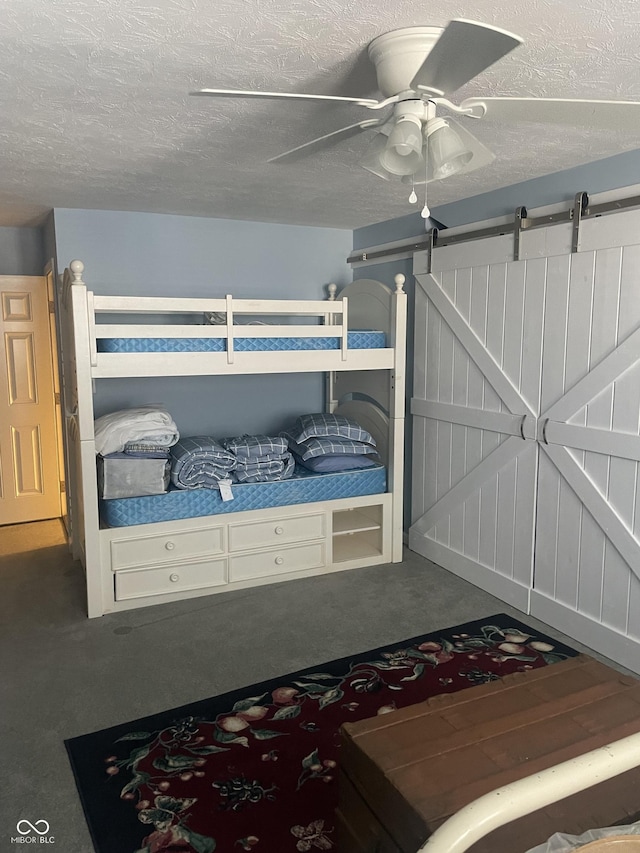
[
  {"left": 58, "top": 260, "right": 407, "bottom": 618},
  {"left": 421, "top": 731, "right": 640, "bottom": 853}
]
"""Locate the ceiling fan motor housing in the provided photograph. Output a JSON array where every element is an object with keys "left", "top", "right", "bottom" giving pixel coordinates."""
[{"left": 368, "top": 26, "right": 444, "bottom": 98}]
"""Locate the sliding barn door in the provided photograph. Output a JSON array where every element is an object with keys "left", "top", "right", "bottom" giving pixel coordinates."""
[
  {"left": 531, "top": 239, "right": 640, "bottom": 667},
  {"left": 409, "top": 257, "right": 543, "bottom": 611},
  {"left": 409, "top": 208, "right": 640, "bottom": 672}
]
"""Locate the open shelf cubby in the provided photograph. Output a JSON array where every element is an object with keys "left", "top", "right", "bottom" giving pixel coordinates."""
[{"left": 332, "top": 505, "right": 383, "bottom": 563}]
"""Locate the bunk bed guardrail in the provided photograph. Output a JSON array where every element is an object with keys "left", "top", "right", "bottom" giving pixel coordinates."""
[{"left": 65, "top": 259, "right": 366, "bottom": 366}]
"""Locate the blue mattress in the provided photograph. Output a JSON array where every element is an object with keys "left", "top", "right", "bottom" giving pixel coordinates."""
[
  {"left": 97, "top": 330, "right": 386, "bottom": 353},
  {"left": 100, "top": 464, "right": 386, "bottom": 527}
]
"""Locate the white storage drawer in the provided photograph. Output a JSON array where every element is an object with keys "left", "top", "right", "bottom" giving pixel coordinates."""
[
  {"left": 110, "top": 526, "right": 224, "bottom": 570},
  {"left": 230, "top": 542, "right": 325, "bottom": 582},
  {"left": 228, "top": 512, "right": 325, "bottom": 552},
  {"left": 115, "top": 557, "right": 228, "bottom": 600}
]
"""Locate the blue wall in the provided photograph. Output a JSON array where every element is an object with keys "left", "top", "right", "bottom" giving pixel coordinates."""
[
  {"left": 53, "top": 210, "right": 352, "bottom": 299},
  {"left": 43, "top": 213, "right": 57, "bottom": 272},
  {"left": 353, "top": 211, "right": 427, "bottom": 251},
  {"left": 432, "top": 147, "right": 640, "bottom": 229},
  {"left": 53, "top": 209, "right": 352, "bottom": 437},
  {"left": 0, "top": 227, "right": 45, "bottom": 275}
]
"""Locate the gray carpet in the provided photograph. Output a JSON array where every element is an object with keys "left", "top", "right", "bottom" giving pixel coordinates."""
[{"left": 0, "top": 519, "right": 616, "bottom": 852}]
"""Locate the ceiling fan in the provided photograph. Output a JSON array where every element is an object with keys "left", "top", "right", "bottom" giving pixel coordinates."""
[{"left": 191, "top": 19, "right": 640, "bottom": 214}]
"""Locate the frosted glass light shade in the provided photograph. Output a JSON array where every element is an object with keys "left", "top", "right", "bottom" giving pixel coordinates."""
[
  {"left": 359, "top": 133, "right": 393, "bottom": 180},
  {"left": 406, "top": 118, "right": 495, "bottom": 185},
  {"left": 379, "top": 116, "right": 424, "bottom": 176},
  {"left": 428, "top": 120, "right": 473, "bottom": 179}
]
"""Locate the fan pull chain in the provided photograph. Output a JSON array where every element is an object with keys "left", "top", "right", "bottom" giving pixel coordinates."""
[
  {"left": 409, "top": 176, "right": 417, "bottom": 205},
  {"left": 421, "top": 141, "right": 430, "bottom": 219}
]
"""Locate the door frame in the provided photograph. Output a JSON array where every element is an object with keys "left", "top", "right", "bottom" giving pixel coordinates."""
[{"left": 44, "top": 259, "right": 67, "bottom": 530}]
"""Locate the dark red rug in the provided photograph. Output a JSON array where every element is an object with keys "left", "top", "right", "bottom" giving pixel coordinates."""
[{"left": 66, "top": 614, "right": 577, "bottom": 853}]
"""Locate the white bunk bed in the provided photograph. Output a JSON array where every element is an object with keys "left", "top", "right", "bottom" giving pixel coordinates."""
[{"left": 58, "top": 260, "right": 407, "bottom": 618}]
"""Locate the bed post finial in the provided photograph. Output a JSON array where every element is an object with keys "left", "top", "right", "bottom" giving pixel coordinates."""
[
  {"left": 70, "top": 259, "right": 85, "bottom": 283},
  {"left": 394, "top": 273, "right": 406, "bottom": 294},
  {"left": 327, "top": 283, "right": 338, "bottom": 301}
]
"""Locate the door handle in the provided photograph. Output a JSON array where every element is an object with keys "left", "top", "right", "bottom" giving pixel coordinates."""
[
  {"left": 519, "top": 414, "right": 527, "bottom": 440},
  {"left": 541, "top": 417, "right": 550, "bottom": 445}
]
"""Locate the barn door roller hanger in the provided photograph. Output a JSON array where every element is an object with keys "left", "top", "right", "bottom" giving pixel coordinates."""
[{"left": 420, "top": 188, "right": 640, "bottom": 272}]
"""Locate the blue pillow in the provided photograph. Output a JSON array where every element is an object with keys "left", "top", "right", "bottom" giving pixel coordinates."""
[
  {"left": 294, "top": 453, "right": 379, "bottom": 473},
  {"left": 283, "top": 432, "right": 377, "bottom": 461},
  {"left": 291, "top": 413, "right": 376, "bottom": 446}
]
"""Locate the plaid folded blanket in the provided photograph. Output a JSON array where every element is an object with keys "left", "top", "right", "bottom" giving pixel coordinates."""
[
  {"left": 233, "top": 454, "right": 295, "bottom": 484},
  {"left": 223, "top": 434, "right": 289, "bottom": 459},
  {"left": 170, "top": 437, "right": 236, "bottom": 489}
]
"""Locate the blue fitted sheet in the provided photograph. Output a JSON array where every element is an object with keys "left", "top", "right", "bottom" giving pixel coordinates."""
[
  {"left": 97, "top": 330, "right": 386, "bottom": 353},
  {"left": 100, "top": 464, "right": 386, "bottom": 527}
]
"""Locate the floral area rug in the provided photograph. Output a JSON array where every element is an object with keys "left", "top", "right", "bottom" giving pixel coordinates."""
[{"left": 65, "top": 614, "right": 577, "bottom": 853}]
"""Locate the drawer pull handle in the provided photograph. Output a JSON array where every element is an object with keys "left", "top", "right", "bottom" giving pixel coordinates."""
[
  {"left": 165, "top": 541, "right": 175, "bottom": 551},
  {"left": 275, "top": 556, "right": 284, "bottom": 566},
  {"left": 169, "top": 573, "right": 180, "bottom": 583},
  {"left": 274, "top": 526, "right": 284, "bottom": 535}
]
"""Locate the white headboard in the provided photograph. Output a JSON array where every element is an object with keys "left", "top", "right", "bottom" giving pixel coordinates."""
[
  {"left": 335, "top": 400, "right": 390, "bottom": 465},
  {"left": 339, "top": 278, "right": 393, "bottom": 333}
]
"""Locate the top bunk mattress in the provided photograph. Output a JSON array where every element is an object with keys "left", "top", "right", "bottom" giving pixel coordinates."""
[
  {"left": 97, "top": 330, "right": 386, "bottom": 353},
  {"left": 100, "top": 463, "right": 386, "bottom": 527}
]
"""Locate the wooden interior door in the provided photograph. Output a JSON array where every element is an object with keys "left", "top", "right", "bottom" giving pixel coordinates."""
[{"left": 0, "top": 276, "right": 61, "bottom": 525}]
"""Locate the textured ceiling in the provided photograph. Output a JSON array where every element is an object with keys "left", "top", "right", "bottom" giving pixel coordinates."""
[{"left": 3, "top": 0, "right": 640, "bottom": 230}]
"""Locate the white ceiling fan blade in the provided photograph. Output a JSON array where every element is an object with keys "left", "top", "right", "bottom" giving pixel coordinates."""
[
  {"left": 191, "top": 88, "right": 380, "bottom": 108},
  {"left": 460, "top": 97, "right": 640, "bottom": 131},
  {"left": 268, "top": 119, "right": 386, "bottom": 163},
  {"left": 410, "top": 19, "right": 522, "bottom": 96}
]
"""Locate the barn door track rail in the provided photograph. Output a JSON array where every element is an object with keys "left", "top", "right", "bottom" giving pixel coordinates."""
[{"left": 348, "top": 189, "right": 640, "bottom": 268}]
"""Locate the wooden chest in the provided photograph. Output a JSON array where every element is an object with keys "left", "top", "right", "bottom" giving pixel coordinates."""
[{"left": 338, "top": 655, "right": 640, "bottom": 853}]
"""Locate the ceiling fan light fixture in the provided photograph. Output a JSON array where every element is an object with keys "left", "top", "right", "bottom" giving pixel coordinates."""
[
  {"left": 404, "top": 117, "right": 496, "bottom": 187},
  {"left": 379, "top": 114, "right": 424, "bottom": 176},
  {"left": 426, "top": 117, "right": 473, "bottom": 180}
]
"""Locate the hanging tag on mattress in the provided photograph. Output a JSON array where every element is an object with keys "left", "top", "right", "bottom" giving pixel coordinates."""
[{"left": 218, "top": 478, "right": 234, "bottom": 502}]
